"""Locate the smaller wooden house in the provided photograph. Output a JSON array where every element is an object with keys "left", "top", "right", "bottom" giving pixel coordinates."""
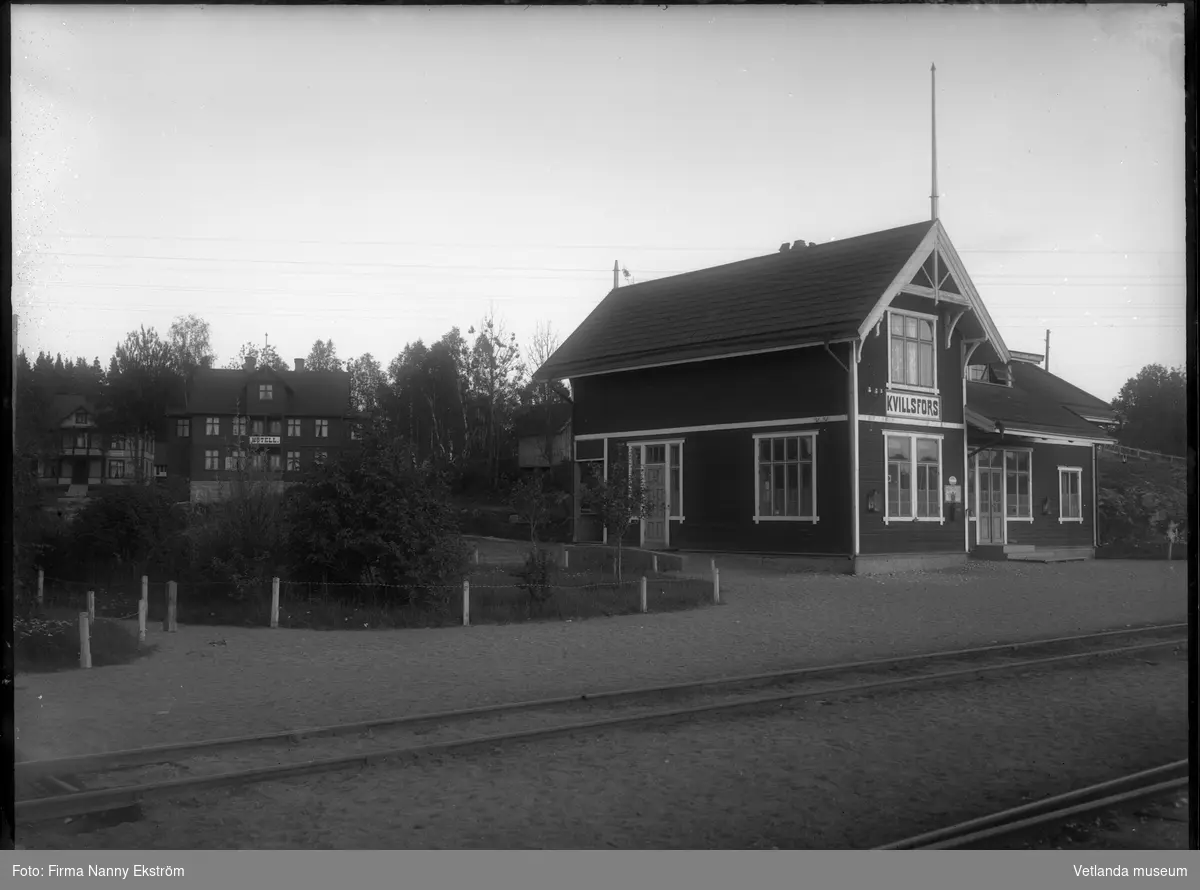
[{"left": 535, "top": 220, "right": 1117, "bottom": 573}]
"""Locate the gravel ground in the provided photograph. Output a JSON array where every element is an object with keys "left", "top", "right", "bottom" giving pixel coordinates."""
[
  {"left": 18, "top": 649, "right": 1187, "bottom": 850},
  {"left": 13, "top": 559, "right": 1186, "bottom": 762}
]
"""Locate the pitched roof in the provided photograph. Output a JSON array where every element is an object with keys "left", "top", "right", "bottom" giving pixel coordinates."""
[
  {"left": 536, "top": 221, "right": 937, "bottom": 380},
  {"left": 47, "top": 394, "right": 97, "bottom": 424},
  {"left": 967, "top": 363, "right": 1116, "bottom": 441},
  {"left": 173, "top": 368, "right": 351, "bottom": 416}
]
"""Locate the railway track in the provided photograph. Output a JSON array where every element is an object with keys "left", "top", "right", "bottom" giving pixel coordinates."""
[
  {"left": 15, "top": 622, "right": 1187, "bottom": 826},
  {"left": 876, "top": 760, "right": 1190, "bottom": 850}
]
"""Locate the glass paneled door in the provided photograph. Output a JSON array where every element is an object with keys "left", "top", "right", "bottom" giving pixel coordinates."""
[
  {"left": 976, "top": 450, "right": 1004, "bottom": 545},
  {"left": 641, "top": 444, "right": 668, "bottom": 549}
]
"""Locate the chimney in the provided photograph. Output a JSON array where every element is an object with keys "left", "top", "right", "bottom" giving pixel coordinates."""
[
  {"left": 242, "top": 356, "right": 255, "bottom": 372},
  {"left": 779, "top": 243, "right": 790, "bottom": 253},
  {"left": 792, "top": 241, "right": 807, "bottom": 250},
  {"left": 294, "top": 358, "right": 306, "bottom": 372}
]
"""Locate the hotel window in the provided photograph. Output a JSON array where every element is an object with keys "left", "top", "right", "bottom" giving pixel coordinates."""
[
  {"left": 259, "top": 384, "right": 273, "bottom": 400},
  {"left": 269, "top": 419, "right": 282, "bottom": 436},
  {"left": 252, "top": 419, "right": 264, "bottom": 436},
  {"left": 314, "top": 449, "right": 328, "bottom": 464},
  {"left": 753, "top": 433, "right": 816, "bottom": 521},
  {"left": 204, "top": 450, "right": 220, "bottom": 471},
  {"left": 885, "top": 434, "right": 943, "bottom": 522},
  {"left": 1005, "top": 451, "right": 1032, "bottom": 518},
  {"left": 108, "top": 460, "right": 126, "bottom": 479},
  {"left": 75, "top": 432, "right": 89, "bottom": 449},
  {"left": 226, "top": 449, "right": 247, "bottom": 471},
  {"left": 176, "top": 418, "right": 190, "bottom": 437},
  {"left": 287, "top": 418, "right": 301, "bottom": 437},
  {"left": 287, "top": 451, "right": 301, "bottom": 471},
  {"left": 75, "top": 410, "right": 88, "bottom": 425},
  {"left": 889, "top": 310, "right": 936, "bottom": 390},
  {"left": 1058, "top": 467, "right": 1083, "bottom": 522},
  {"left": 268, "top": 453, "right": 282, "bottom": 472},
  {"left": 110, "top": 435, "right": 124, "bottom": 451},
  {"left": 206, "top": 417, "right": 220, "bottom": 436},
  {"left": 232, "top": 416, "right": 247, "bottom": 437},
  {"left": 315, "top": 419, "right": 329, "bottom": 438}
]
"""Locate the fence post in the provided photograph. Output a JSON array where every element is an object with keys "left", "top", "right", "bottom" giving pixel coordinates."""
[
  {"left": 473, "top": 546, "right": 480, "bottom": 566},
  {"left": 86, "top": 590, "right": 95, "bottom": 624},
  {"left": 652, "top": 553, "right": 658, "bottom": 573},
  {"left": 270, "top": 577, "right": 280, "bottom": 629},
  {"left": 563, "top": 547, "right": 569, "bottom": 569},
  {"left": 462, "top": 579, "right": 470, "bottom": 627},
  {"left": 138, "top": 598, "right": 147, "bottom": 643},
  {"left": 37, "top": 568, "right": 44, "bottom": 608},
  {"left": 141, "top": 575, "right": 148, "bottom": 607},
  {"left": 713, "top": 568, "right": 721, "bottom": 605},
  {"left": 164, "top": 581, "right": 178, "bottom": 632},
  {"left": 79, "top": 613, "right": 92, "bottom": 669},
  {"left": 640, "top": 576, "right": 648, "bottom": 614}
]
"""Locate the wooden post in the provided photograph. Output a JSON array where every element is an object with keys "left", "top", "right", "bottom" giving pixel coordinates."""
[
  {"left": 141, "top": 575, "right": 148, "bottom": 606},
  {"left": 36, "top": 569, "right": 44, "bottom": 608},
  {"left": 164, "top": 581, "right": 178, "bottom": 632},
  {"left": 462, "top": 579, "right": 470, "bottom": 627},
  {"left": 86, "top": 590, "right": 95, "bottom": 624},
  {"left": 270, "top": 577, "right": 280, "bottom": 629},
  {"left": 652, "top": 553, "right": 658, "bottom": 573},
  {"left": 713, "top": 568, "right": 721, "bottom": 605},
  {"left": 79, "top": 613, "right": 92, "bottom": 669},
  {"left": 137, "top": 599, "right": 147, "bottom": 643},
  {"left": 562, "top": 547, "right": 569, "bottom": 569},
  {"left": 640, "top": 576, "right": 648, "bottom": 613}
]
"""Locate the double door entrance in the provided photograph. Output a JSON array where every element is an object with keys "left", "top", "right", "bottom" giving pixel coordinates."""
[
  {"left": 630, "top": 442, "right": 676, "bottom": 549},
  {"left": 975, "top": 449, "right": 1005, "bottom": 545}
]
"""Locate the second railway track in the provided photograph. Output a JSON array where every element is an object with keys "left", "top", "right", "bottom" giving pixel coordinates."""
[{"left": 16, "top": 622, "right": 1188, "bottom": 825}]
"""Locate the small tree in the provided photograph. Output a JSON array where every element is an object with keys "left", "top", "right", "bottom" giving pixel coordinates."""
[
  {"left": 509, "top": 472, "right": 570, "bottom": 612},
  {"left": 586, "top": 450, "right": 648, "bottom": 583}
]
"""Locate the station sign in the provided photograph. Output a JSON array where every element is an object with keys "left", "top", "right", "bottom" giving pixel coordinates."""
[{"left": 885, "top": 391, "right": 941, "bottom": 421}]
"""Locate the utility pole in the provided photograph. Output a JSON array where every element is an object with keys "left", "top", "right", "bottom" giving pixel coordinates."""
[
  {"left": 1044, "top": 329, "right": 1051, "bottom": 372},
  {"left": 930, "top": 63, "right": 939, "bottom": 222},
  {"left": 613, "top": 261, "right": 620, "bottom": 290}
]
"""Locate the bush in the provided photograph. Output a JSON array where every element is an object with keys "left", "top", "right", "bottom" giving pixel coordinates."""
[
  {"left": 15, "top": 615, "right": 154, "bottom": 673},
  {"left": 512, "top": 548, "right": 558, "bottom": 613}
]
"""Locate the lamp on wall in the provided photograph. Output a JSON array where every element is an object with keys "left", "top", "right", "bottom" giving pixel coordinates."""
[
  {"left": 867, "top": 490, "right": 879, "bottom": 513},
  {"left": 1041, "top": 496, "right": 1052, "bottom": 516}
]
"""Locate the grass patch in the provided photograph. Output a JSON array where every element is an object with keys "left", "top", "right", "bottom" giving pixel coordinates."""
[
  {"left": 468, "top": 571, "right": 713, "bottom": 624},
  {"left": 1096, "top": 543, "right": 1186, "bottom": 561},
  {"left": 15, "top": 611, "right": 157, "bottom": 673}
]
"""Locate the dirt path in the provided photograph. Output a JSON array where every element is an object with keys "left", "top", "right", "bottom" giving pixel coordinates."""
[
  {"left": 14, "top": 560, "right": 1185, "bottom": 762},
  {"left": 19, "top": 649, "right": 1188, "bottom": 850}
]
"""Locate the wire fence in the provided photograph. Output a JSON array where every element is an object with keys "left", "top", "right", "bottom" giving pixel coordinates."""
[{"left": 18, "top": 562, "right": 721, "bottom": 632}]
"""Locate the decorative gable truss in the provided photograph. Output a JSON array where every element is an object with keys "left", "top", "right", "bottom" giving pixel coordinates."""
[{"left": 856, "top": 221, "right": 1010, "bottom": 376}]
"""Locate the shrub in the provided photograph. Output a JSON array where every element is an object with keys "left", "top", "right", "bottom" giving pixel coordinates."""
[
  {"left": 15, "top": 615, "right": 154, "bottom": 673},
  {"left": 512, "top": 548, "right": 558, "bottom": 613}
]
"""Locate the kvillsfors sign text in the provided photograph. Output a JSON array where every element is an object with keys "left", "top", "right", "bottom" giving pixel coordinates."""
[{"left": 885, "top": 391, "right": 941, "bottom": 421}]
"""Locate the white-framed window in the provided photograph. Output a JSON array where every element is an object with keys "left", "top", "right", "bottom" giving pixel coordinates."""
[
  {"left": 252, "top": 419, "right": 264, "bottom": 436},
  {"left": 75, "top": 410, "right": 88, "bottom": 425},
  {"left": 1058, "top": 466, "right": 1083, "bottom": 522},
  {"left": 1004, "top": 449, "right": 1032, "bottom": 519},
  {"left": 885, "top": 433, "right": 944, "bottom": 522},
  {"left": 226, "top": 448, "right": 247, "bottom": 471},
  {"left": 668, "top": 443, "right": 683, "bottom": 520},
  {"left": 176, "top": 418, "right": 190, "bottom": 437},
  {"left": 259, "top": 383, "right": 273, "bottom": 400},
  {"left": 204, "top": 450, "right": 220, "bottom": 471},
  {"left": 315, "top": 419, "right": 329, "bottom": 438},
  {"left": 108, "top": 460, "right": 125, "bottom": 479},
  {"left": 232, "top": 416, "right": 247, "bottom": 437},
  {"left": 577, "top": 458, "right": 604, "bottom": 514},
  {"left": 75, "top": 431, "right": 89, "bottom": 449},
  {"left": 287, "top": 418, "right": 301, "bottom": 437},
  {"left": 206, "top": 417, "right": 220, "bottom": 436},
  {"left": 155, "top": 464, "right": 167, "bottom": 478},
  {"left": 753, "top": 431, "right": 817, "bottom": 522},
  {"left": 888, "top": 309, "right": 937, "bottom": 391},
  {"left": 268, "top": 452, "right": 282, "bottom": 472},
  {"left": 966, "top": 364, "right": 988, "bottom": 382},
  {"left": 269, "top": 419, "right": 282, "bottom": 435},
  {"left": 287, "top": 451, "right": 301, "bottom": 471}
]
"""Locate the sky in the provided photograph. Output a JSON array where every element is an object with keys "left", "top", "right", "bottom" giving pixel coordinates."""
[{"left": 11, "top": 4, "right": 1187, "bottom": 401}]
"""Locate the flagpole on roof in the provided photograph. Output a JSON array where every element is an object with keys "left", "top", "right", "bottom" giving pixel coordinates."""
[{"left": 930, "top": 62, "right": 939, "bottom": 222}]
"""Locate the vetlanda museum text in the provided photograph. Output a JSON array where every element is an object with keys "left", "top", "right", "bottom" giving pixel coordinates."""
[
  {"left": 1074, "top": 865, "right": 1187, "bottom": 878},
  {"left": 12, "top": 865, "right": 186, "bottom": 878}
]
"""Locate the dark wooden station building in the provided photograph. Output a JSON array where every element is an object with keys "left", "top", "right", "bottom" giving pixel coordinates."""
[{"left": 535, "top": 220, "right": 1116, "bottom": 573}]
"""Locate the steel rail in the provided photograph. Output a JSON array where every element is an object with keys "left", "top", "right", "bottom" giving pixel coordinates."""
[
  {"left": 16, "top": 621, "right": 1187, "bottom": 783},
  {"left": 877, "top": 761, "right": 1190, "bottom": 850},
  {"left": 15, "top": 636, "right": 1187, "bottom": 825}
]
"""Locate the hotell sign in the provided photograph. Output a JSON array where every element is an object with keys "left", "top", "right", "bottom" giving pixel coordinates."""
[
  {"left": 885, "top": 391, "right": 941, "bottom": 421},
  {"left": 248, "top": 436, "right": 281, "bottom": 446}
]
